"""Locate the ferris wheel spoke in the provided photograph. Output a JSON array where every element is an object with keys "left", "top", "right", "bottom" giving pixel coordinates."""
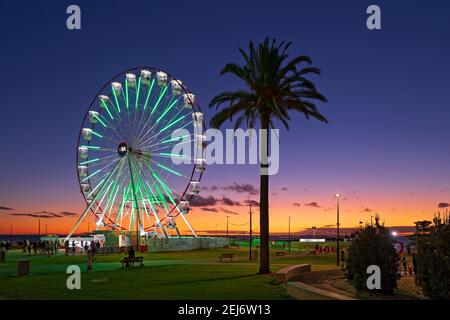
[
  {"left": 133, "top": 85, "right": 169, "bottom": 146},
  {"left": 96, "top": 113, "right": 128, "bottom": 142},
  {"left": 132, "top": 157, "right": 170, "bottom": 231},
  {"left": 98, "top": 178, "right": 119, "bottom": 226},
  {"left": 137, "top": 92, "right": 181, "bottom": 147},
  {"left": 115, "top": 184, "right": 131, "bottom": 225},
  {"left": 133, "top": 79, "right": 156, "bottom": 145},
  {"left": 80, "top": 154, "right": 118, "bottom": 168},
  {"left": 143, "top": 122, "right": 193, "bottom": 151},
  {"left": 80, "top": 145, "right": 115, "bottom": 152},
  {"left": 152, "top": 160, "right": 185, "bottom": 178},
  {"left": 82, "top": 157, "right": 119, "bottom": 183},
  {"left": 152, "top": 152, "right": 194, "bottom": 161},
  {"left": 66, "top": 160, "right": 121, "bottom": 240},
  {"left": 135, "top": 85, "right": 168, "bottom": 144},
  {"left": 149, "top": 138, "right": 195, "bottom": 153},
  {"left": 144, "top": 111, "right": 191, "bottom": 149},
  {"left": 97, "top": 160, "right": 126, "bottom": 225}
]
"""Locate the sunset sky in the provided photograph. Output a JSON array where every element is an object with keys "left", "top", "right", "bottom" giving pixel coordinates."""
[{"left": 1, "top": 0, "right": 450, "bottom": 235}]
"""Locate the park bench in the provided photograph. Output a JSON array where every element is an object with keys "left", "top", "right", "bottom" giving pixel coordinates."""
[
  {"left": 121, "top": 256, "right": 144, "bottom": 268},
  {"left": 218, "top": 253, "right": 234, "bottom": 262},
  {"left": 275, "top": 251, "right": 285, "bottom": 258}
]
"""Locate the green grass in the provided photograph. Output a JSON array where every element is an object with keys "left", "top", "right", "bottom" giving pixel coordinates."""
[{"left": 0, "top": 248, "right": 337, "bottom": 300}]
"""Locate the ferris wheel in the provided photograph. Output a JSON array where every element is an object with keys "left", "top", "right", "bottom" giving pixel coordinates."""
[{"left": 66, "top": 67, "right": 206, "bottom": 240}]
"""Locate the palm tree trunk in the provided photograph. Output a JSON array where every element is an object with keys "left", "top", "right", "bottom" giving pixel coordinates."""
[{"left": 258, "top": 115, "right": 271, "bottom": 274}]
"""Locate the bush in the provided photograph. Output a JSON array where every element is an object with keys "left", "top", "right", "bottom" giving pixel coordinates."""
[
  {"left": 416, "top": 220, "right": 450, "bottom": 299},
  {"left": 346, "top": 224, "right": 399, "bottom": 293}
]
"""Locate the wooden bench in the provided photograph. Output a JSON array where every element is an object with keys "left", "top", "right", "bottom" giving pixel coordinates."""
[
  {"left": 275, "top": 251, "right": 285, "bottom": 258},
  {"left": 274, "top": 264, "right": 311, "bottom": 284},
  {"left": 121, "top": 256, "right": 144, "bottom": 268},
  {"left": 218, "top": 253, "right": 234, "bottom": 262}
]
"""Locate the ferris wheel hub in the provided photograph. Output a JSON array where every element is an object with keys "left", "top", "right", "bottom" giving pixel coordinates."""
[{"left": 118, "top": 142, "right": 128, "bottom": 157}]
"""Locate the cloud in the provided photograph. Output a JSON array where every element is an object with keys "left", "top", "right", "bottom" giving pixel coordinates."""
[
  {"left": 202, "top": 185, "right": 219, "bottom": 192},
  {"left": 220, "top": 208, "right": 240, "bottom": 215},
  {"left": 281, "top": 187, "right": 288, "bottom": 191},
  {"left": 60, "top": 211, "right": 77, "bottom": 216},
  {"left": 244, "top": 199, "right": 259, "bottom": 207},
  {"left": 293, "top": 203, "right": 301, "bottom": 207},
  {"left": 201, "top": 207, "right": 218, "bottom": 212},
  {"left": 304, "top": 202, "right": 321, "bottom": 208},
  {"left": 9, "top": 210, "right": 78, "bottom": 219},
  {"left": 363, "top": 208, "right": 372, "bottom": 212},
  {"left": 221, "top": 197, "right": 242, "bottom": 206},
  {"left": 0, "top": 206, "right": 13, "bottom": 210},
  {"left": 189, "top": 195, "right": 219, "bottom": 207},
  {"left": 438, "top": 202, "right": 450, "bottom": 208},
  {"left": 223, "top": 183, "right": 258, "bottom": 196}
]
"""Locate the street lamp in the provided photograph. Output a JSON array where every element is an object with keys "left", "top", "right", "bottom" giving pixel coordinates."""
[
  {"left": 288, "top": 216, "right": 292, "bottom": 253},
  {"left": 336, "top": 193, "right": 341, "bottom": 267},
  {"left": 226, "top": 216, "right": 230, "bottom": 246},
  {"left": 246, "top": 204, "right": 253, "bottom": 260}
]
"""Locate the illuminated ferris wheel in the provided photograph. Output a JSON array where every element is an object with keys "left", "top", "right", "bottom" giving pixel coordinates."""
[{"left": 66, "top": 67, "right": 206, "bottom": 240}]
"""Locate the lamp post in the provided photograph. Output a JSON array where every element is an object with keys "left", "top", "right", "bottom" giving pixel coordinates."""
[
  {"left": 38, "top": 212, "right": 41, "bottom": 237},
  {"left": 226, "top": 216, "right": 230, "bottom": 246},
  {"left": 246, "top": 204, "right": 253, "bottom": 260},
  {"left": 336, "top": 193, "right": 341, "bottom": 267},
  {"left": 288, "top": 216, "right": 291, "bottom": 253}
]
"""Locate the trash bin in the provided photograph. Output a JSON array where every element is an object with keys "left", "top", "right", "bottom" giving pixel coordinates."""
[
  {"left": 17, "top": 259, "right": 30, "bottom": 276},
  {"left": 0, "top": 250, "right": 5, "bottom": 263}
]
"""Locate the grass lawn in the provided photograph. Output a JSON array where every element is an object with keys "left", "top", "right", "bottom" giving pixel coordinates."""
[
  {"left": 0, "top": 248, "right": 335, "bottom": 299},
  {"left": 0, "top": 248, "right": 337, "bottom": 300}
]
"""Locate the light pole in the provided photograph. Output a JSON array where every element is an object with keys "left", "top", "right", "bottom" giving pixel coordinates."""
[
  {"left": 336, "top": 193, "right": 341, "bottom": 267},
  {"left": 246, "top": 204, "right": 253, "bottom": 260},
  {"left": 226, "top": 216, "right": 230, "bottom": 246},
  {"left": 38, "top": 212, "right": 41, "bottom": 237},
  {"left": 288, "top": 216, "right": 291, "bottom": 253}
]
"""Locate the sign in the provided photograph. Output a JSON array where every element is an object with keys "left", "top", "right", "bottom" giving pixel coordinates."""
[{"left": 299, "top": 238, "right": 326, "bottom": 243}]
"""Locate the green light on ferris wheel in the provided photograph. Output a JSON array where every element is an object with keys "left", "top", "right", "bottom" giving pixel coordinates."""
[
  {"left": 156, "top": 97, "right": 178, "bottom": 124},
  {"left": 80, "top": 158, "right": 100, "bottom": 165},
  {"left": 150, "top": 85, "right": 168, "bottom": 115},
  {"left": 156, "top": 163, "right": 182, "bottom": 177},
  {"left": 143, "top": 79, "right": 155, "bottom": 110}
]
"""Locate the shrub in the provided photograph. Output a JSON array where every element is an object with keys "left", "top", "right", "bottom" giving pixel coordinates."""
[
  {"left": 346, "top": 223, "right": 399, "bottom": 293},
  {"left": 416, "top": 219, "right": 450, "bottom": 299}
]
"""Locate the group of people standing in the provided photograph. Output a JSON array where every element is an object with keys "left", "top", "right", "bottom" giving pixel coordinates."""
[
  {"left": 63, "top": 240, "right": 101, "bottom": 256},
  {"left": 22, "top": 240, "right": 60, "bottom": 256}
]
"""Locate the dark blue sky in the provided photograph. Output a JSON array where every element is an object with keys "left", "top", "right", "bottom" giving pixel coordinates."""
[{"left": 1, "top": 0, "right": 450, "bottom": 231}]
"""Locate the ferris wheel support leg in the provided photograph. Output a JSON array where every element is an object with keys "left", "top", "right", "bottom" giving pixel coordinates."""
[
  {"left": 128, "top": 155, "right": 142, "bottom": 251},
  {"left": 158, "top": 223, "right": 169, "bottom": 238},
  {"left": 179, "top": 212, "right": 197, "bottom": 238},
  {"left": 65, "top": 163, "right": 120, "bottom": 241},
  {"left": 175, "top": 226, "right": 181, "bottom": 238}
]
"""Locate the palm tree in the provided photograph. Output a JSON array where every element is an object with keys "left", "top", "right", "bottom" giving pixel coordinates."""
[{"left": 209, "top": 38, "right": 328, "bottom": 274}]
